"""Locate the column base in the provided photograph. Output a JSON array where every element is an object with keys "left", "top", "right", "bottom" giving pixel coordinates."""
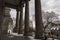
[
  {"left": 35, "top": 35, "right": 44, "bottom": 39},
  {"left": 13, "top": 27, "right": 18, "bottom": 33},
  {"left": 23, "top": 32, "right": 32, "bottom": 36},
  {"left": 23, "top": 33, "right": 30, "bottom": 36},
  {"left": 18, "top": 32, "right": 23, "bottom": 34}
]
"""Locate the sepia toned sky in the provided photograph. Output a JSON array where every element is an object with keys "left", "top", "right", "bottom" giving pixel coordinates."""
[
  {"left": 10, "top": 0, "right": 60, "bottom": 27},
  {"left": 10, "top": 0, "right": 60, "bottom": 18},
  {"left": 41, "top": 0, "right": 60, "bottom": 14}
]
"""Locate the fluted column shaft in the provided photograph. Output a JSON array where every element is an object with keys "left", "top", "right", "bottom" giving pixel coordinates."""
[
  {"left": 18, "top": 6, "right": 23, "bottom": 34},
  {"left": 13, "top": 8, "right": 19, "bottom": 33},
  {"left": 24, "top": 0, "right": 29, "bottom": 36},
  {"left": 35, "top": 0, "right": 43, "bottom": 39}
]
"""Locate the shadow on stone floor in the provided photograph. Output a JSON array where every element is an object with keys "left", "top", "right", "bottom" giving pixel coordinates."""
[
  {"left": 0, "top": 35, "right": 60, "bottom": 40},
  {"left": 0, "top": 35, "right": 41, "bottom": 40}
]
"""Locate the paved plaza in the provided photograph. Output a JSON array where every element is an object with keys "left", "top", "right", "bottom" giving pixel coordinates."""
[{"left": 1, "top": 34, "right": 60, "bottom": 40}]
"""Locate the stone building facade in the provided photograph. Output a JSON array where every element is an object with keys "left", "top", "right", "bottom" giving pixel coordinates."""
[{"left": 2, "top": 7, "right": 13, "bottom": 34}]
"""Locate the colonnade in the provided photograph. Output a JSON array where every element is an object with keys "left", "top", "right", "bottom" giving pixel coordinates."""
[
  {"left": 0, "top": 0, "right": 44, "bottom": 39},
  {"left": 14, "top": 0, "right": 44, "bottom": 39}
]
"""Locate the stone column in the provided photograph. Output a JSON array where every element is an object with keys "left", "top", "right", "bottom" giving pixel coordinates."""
[
  {"left": 0, "top": 0, "right": 7, "bottom": 39},
  {"left": 18, "top": 6, "right": 23, "bottom": 34},
  {"left": 35, "top": 0, "right": 44, "bottom": 39},
  {"left": 0, "top": 0, "right": 5, "bottom": 34},
  {"left": 24, "top": 0, "right": 29, "bottom": 36},
  {"left": 13, "top": 8, "right": 19, "bottom": 33}
]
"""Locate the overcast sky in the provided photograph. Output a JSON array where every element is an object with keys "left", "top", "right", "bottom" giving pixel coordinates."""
[
  {"left": 10, "top": 0, "right": 60, "bottom": 28},
  {"left": 41, "top": 0, "right": 60, "bottom": 14},
  {"left": 10, "top": 0, "right": 60, "bottom": 18}
]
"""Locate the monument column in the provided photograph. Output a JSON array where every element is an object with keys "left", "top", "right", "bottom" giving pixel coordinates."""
[
  {"left": 24, "top": 0, "right": 30, "bottom": 36},
  {"left": 35, "top": 0, "right": 43, "bottom": 39},
  {"left": 13, "top": 8, "right": 19, "bottom": 33},
  {"left": 18, "top": 6, "right": 23, "bottom": 34}
]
